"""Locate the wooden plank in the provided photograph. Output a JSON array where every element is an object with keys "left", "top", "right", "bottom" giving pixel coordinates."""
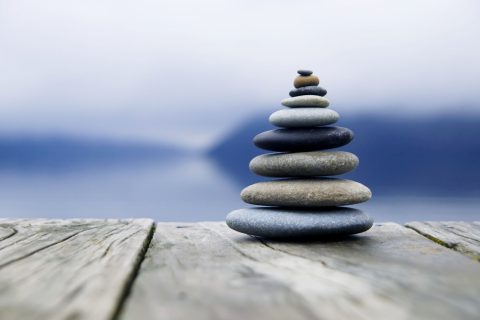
[
  {"left": 121, "top": 222, "right": 480, "bottom": 320},
  {"left": 0, "top": 218, "right": 154, "bottom": 320},
  {"left": 406, "top": 221, "right": 480, "bottom": 261}
]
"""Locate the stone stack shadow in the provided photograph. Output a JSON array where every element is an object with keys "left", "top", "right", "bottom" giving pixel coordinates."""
[{"left": 226, "top": 70, "right": 373, "bottom": 239}]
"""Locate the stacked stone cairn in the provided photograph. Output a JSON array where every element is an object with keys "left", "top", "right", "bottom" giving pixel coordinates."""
[{"left": 226, "top": 70, "right": 373, "bottom": 238}]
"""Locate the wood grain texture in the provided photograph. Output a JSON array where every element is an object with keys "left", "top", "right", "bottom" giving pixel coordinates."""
[
  {"left": 0, "top": 218, "right": 154, "bottom": 320},
  {"left": 406, "top": 221, "right": 480, "bottom": 261},
  {"left": 121, "top": 222, "right": 480, "bottom": 320}
]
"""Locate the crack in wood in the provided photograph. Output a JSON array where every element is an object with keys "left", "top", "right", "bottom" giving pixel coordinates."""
[
  {"left": 256, "top": 237, "right": 329, "bottom": 267},
  {"left": 0, "top": 226, "right": 18, "bottom": 242},
  {"left": 405, "top": 222, "right": 480, "bottom": 262},
  {"left": 0, "top": 226, "right": 101, "bottom": 269},
  {"left": 110, "top": 221, "right": 156, "bottom": 320},
  {"left": 198, "top": 222, "right": 261, "bottom": 263}
]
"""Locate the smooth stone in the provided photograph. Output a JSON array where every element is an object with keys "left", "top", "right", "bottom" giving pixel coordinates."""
[
  {"left": 241, "top": 178, "right": 372, "bottom": 207},
  {"left": 269, "top": 108, "right": 339, "bottom": 128},
  {"left": 289, "top": 86, "right": 327, "bottom": 97},
  {"left": 294, "top": 75, "right": 319, "bottom": 88},
  {"left": 226, "top": 207, "right": 373, "bottom": 238},
  {"left": 253, "top": 127, "right": 354, "bottom": 152},
  {"left": 282, "top": 95, "right": 330, "bottom": 108},
  {"left": 250, "top": 151, "right": 359, "bottom": 177},
  {"left": 297, "top": 69, "right": 313, "bottom": 76}
]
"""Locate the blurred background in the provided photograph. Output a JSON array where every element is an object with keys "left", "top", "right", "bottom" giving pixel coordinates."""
[{"left": 0, "top": 0, "right": 479, "bottom": 222}]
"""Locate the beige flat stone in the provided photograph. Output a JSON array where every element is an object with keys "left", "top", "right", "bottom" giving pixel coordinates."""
[
  {"left": 281, "top": 95, "right": 330, "bottom": 108},
  {"left": 241, "top": 178, "right": 371, "bottom": 207},
  {"left": 269, "top": 108, "right": 339, "bottom": 128}
]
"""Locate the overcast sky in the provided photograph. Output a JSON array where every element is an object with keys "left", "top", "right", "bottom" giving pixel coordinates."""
[{"left": 1, "top": 0, "right": 479, "bottom": 148}]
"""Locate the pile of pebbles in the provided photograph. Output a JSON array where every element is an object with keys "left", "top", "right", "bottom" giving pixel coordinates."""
[{"left": 226, "top": 70, "right": 373, "bottom": 238}]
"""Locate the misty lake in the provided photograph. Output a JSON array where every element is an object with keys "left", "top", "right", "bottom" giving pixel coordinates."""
[{"left": 0, "top": 154, "right": 478, "bottom": 223}]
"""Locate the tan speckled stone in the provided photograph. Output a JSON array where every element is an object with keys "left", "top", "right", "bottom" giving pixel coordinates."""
[
  {"left": 281, "top": 95, "right": 330, "bottom": 108},
  {"left": 294, "top": 75, "right": 319, "bottom": 88},
  {"left": 240, "top": 178, "right": 371, "bottom": 207},
  {"left": 250, "top": 151, "right": 359, "bottom": 177},
  {"left": 269, "top": 108, "right": 339, "bottom": 127}
]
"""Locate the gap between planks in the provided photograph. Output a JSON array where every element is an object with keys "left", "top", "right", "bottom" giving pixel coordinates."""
[
  {"left": 110, "top": 222, "right": 156, "bottom": 320},
  {"left": 0, "top": 219, "right": 156, "bottom": 320}
]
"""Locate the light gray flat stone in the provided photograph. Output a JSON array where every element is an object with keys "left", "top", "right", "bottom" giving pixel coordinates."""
[
  {"left": 241, "top": 178, "right": 372, "bottom": 207},
  {"left": 281, "top": 95, "right": 330, "bottom": 108},
  {"left": 269, "top": 108, "right": 339, "bottom": 128},
  {"left": 250, "top": 151, "right": 359, "bottom": 177},
  {"left": 226, "top": 207, "right": 373, "bottom": 238}
]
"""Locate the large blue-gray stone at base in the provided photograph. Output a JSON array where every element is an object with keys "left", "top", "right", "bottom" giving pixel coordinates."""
[
  {"left": 269, "top": 108, "right": 339, "bottom": 128},
  {"left": 226, "top": 207, "right": 373, "bottom": 238},
  {"left": 289, "top": 86, "right": 327, "bottom": 97},
  {"left": 253, "top": 127, "right": 354, "bottom": 152},
  {"left": 241, "top": 178, "right": 371, "bottom": 207}
]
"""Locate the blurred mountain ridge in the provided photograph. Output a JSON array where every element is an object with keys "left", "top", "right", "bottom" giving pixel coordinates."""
[
  {"left": 0, "top": 135, "right": 187, "bottom": 172},
  {"left": 208, "top": 111, "right": 480, "bottom": 197}
]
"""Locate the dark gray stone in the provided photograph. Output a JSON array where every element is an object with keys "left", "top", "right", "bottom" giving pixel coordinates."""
[
  {"left": 226, "top": 207, "right": 374, "bottom": 238},
  {"left": 253, "top": 127, "right": 354, "bottom": 152},
  {"left": 297, "top": 70, "right": 313, "bottom": 76},
  {"left": 289, "top": 86, "right": 327, "bottom": 97}
]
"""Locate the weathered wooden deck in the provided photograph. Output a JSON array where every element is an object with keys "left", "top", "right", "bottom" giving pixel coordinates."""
[{"left": 0, "top": 219, "right": 479, "bottom": 320}]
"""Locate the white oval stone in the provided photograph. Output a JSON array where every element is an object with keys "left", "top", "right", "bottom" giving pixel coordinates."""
[
  {"left": 269, "top": 108, "right": 339, "bottom": 128},
  {"left": 281, "top": 95, "right": 330, "bottom": 108},
  {"left": 241, "top": 178, "right": 372, "bottom": 207}
]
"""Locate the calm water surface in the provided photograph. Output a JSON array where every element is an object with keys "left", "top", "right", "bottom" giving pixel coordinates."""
[{"left": 0, "top": 155, "right": 478, "bottom": 223}]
